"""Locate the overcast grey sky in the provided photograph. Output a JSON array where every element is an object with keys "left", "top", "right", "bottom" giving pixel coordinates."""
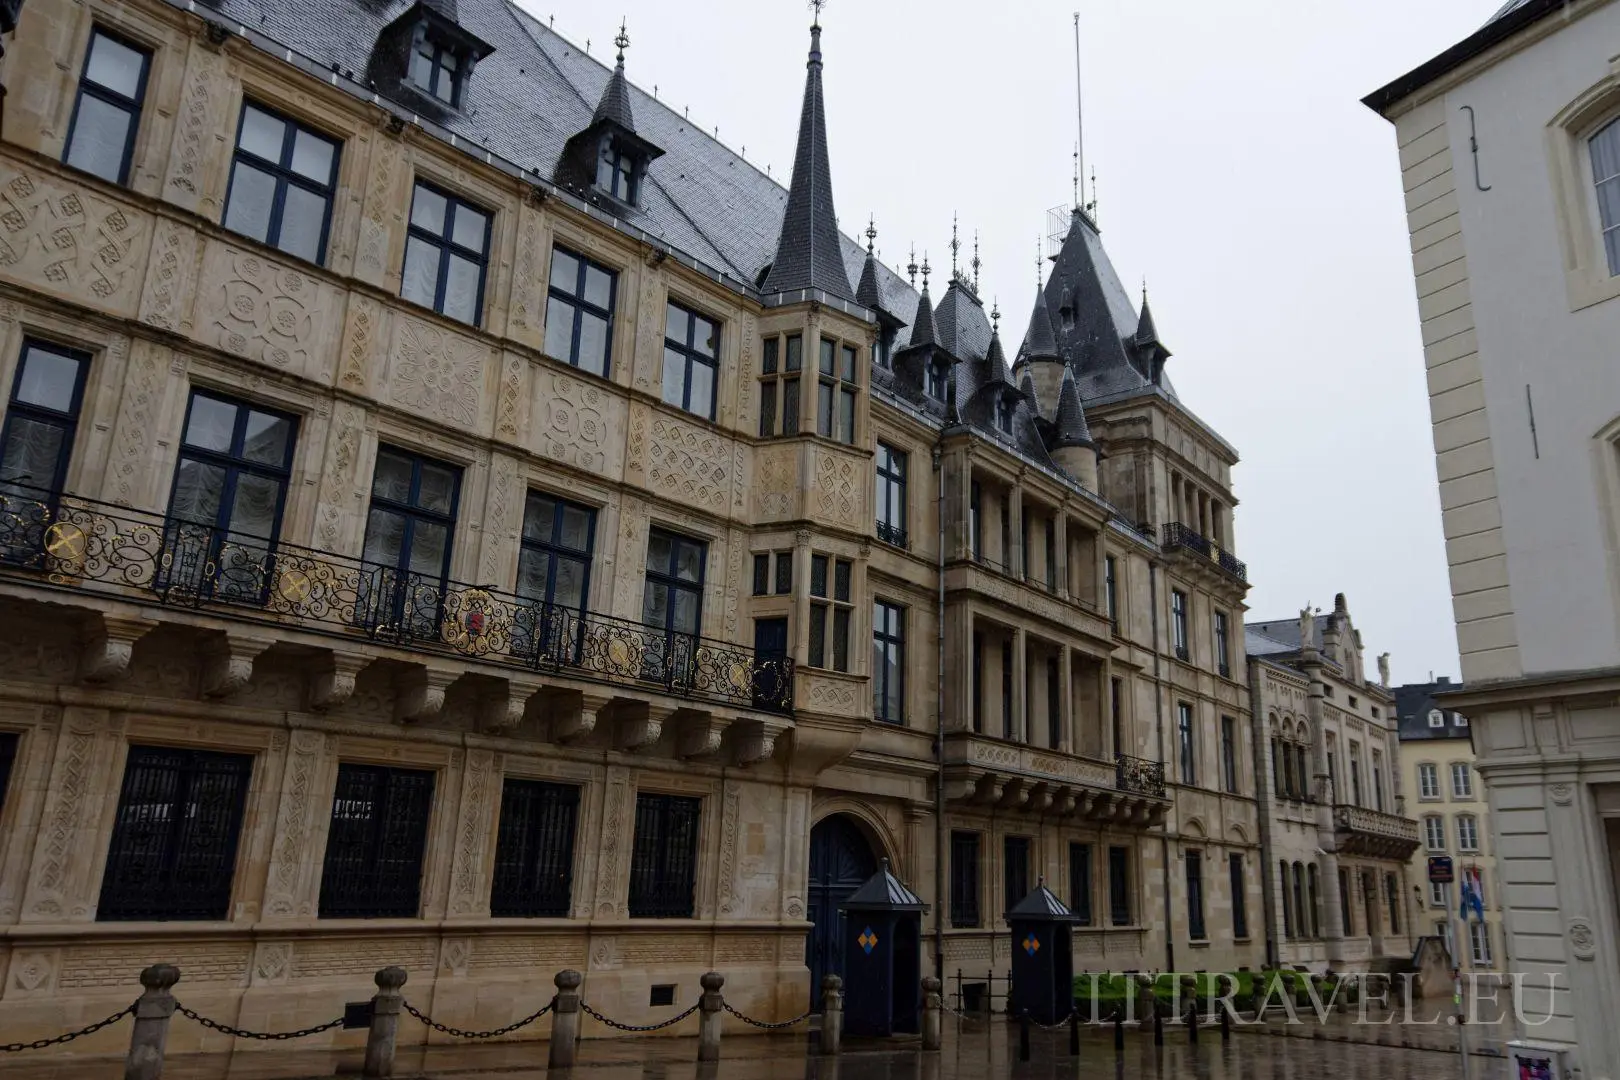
[{"left": 521, "top": 0, "right": 1498, "bottom": 686}]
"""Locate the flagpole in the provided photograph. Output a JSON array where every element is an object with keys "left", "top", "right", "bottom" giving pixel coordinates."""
[{"left": 1447, "top": 877, "right": 1471, "bottom": 1080}]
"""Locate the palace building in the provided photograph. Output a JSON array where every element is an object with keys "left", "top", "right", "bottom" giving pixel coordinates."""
[{"left": 0, "top": 0, "right": 1256, "bottom": 1047}]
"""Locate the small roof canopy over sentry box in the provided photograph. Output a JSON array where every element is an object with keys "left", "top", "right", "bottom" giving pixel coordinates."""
[
  {"left": 839, "top": 858, "right": 928, "bottom": 1037},
  {"left": 1005, "top": 879, "right": 1081, "bottom": 1025}
]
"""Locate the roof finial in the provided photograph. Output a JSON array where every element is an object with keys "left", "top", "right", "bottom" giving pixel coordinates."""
[
  {"left": 1073, "top": 144, "right": 1080, "bottom": 210},
  {"left": 971, "top": 230, "right": 981, "bottom": 291},
  {"left": 991, "top": 297, "right": 1000, "bottom": 332},
  {"left": 1089, "top": 165, "right": 1098, "bottom": 223},
  {"left": 921, "top": 254, "right": 931, "bottom": 290},
  {"left": 866, "top": 215, "right": 877, "bottom": 256},
  {"left": 810, "top": 0, "right": 825, "bottom": 28},
  {"left": 906, "top": 244, "right": 917, "bottom": 287},
  {"left": 1036, "top": 239, "right": 1043, "bottom": 287},
  {"left": 614, "top": 18, "right": 629, "bottom": 64}
]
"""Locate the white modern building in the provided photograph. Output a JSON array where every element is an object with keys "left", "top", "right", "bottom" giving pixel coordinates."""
[{"left": 1365, "top": 1, "right": 1620, "bottom": 1073}]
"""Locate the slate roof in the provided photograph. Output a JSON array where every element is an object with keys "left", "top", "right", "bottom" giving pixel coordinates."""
[
  {"left": 935, "top": 277, "right": 993, "bottom": 363},
  {"left": 840, "top": 859, "right": 928, "bottom": 912},
  {"left": 1051, "top": 367, "right": 1094, "bottom": 449},
  {"left": 1017, "top": 283, "right": 1060, "bottom": 363},
  {"left": 1363, "top": 0, "right": 1574, "bottom": 113},
  {"left": 1394, "top": 678, "right": 1472, "bottom": 741},
  {"left": 1005, "top": 882, "right": 1081, "bottom": 923},
  {"left": 591, "top": 51, "right": 637, "bottom": 131}
]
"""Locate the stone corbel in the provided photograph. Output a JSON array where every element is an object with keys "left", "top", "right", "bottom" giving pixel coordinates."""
[
  {"left": 1054, "top": 788, "right": 1078, "bottom": 817},
  {"left": 998, "top": 778, "right": 1030, "bottom": 811},
  {"left": 309, "top": 651, "right": 374, "bottom": 711},
  {"left": 552, "top": 691, "right": 613, "bottom": 745},
  {"left": 395, "top": 665, "right": 461, "bottom": 723},
  {"left": 1027, "top": 783, "right": 1055, "bottom": 814},
  {"left": 677, "top": 710, "right": 729, "bottom": 761},
  {"left": 943, "top": 774, "right": 979, "bottom": 803},
  {"left": 482, "top": 676, "right": 546, "bottom": 733},
  {"left": 202, "top": 633, "right": 276, "bottom": 698},
  {"left": 615, "top": 701, "right": 673, "bottom": 752},
  {"left": 732, "top": 718, "right": 791, "bottom": 767},
  {"left": 974, "top": 773, "right": 1007, "bottom": 805},
  {"left": 78, "top": 614, "right": 156, "bottom": 684}
]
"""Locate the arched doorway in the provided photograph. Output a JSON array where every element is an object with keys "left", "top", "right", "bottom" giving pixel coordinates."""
[{"left": 806, "top": 813, "right": 878, "bottom": 1008}]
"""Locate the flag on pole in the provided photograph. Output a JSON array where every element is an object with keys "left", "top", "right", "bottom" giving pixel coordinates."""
[{"left": 1458, "top": 866, "right": 1486, "bottom": 922}]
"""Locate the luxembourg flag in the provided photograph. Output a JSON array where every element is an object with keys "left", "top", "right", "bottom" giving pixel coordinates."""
[{"left": 1458, "top": 865, "right": 1486, "bottom": 922}]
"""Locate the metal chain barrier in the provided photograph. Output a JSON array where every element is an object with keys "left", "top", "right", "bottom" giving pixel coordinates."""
[
  {"left": 1025, "top": 1010, "right": 1079, "bottom": 1032},
  {"left": 175, "top": 1002, "right": 345, "bottom": 1041},
  {"left": 939, "top": 1000, "right": 989, "bottom": 1023},
  {"left": 579, "top": 1000, "right": 700, "bottom": 1033},
  {"left": 1, "top": 1001, "right": 136, "bottom": 1052},
  {"left": 401, "top": 998, "right": 554, "bottom": 1040},
  {"left": 720, "top": 1002, "right": 812, "bottom": 1030}
]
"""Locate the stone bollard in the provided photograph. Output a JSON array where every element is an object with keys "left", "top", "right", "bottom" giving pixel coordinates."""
[
  {"left": 697, "top": 972, "right": 725, "bottom": 1062},
  {"left": 547, "top": 970, "right": 583, "bottom": 1070},
  {"left": 820, "top": 975, "right": 844, "bottom": 1056},
  {"left": 1181, "top": 976, "right": 1198, "bottom": 1043},
  {"left": 921, "top": 976, "right": 942, "bottom": 1052},
  {"left": 363, "top": 966, "right": 407, "bottom": 1078},
  {"left": 124, "top": 964, "right": 180, "bottom": 1080}
]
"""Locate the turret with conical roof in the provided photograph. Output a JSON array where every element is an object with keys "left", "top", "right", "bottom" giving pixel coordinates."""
[
  {"left": 1049, "top": 367, "right": 1098, "bottom": 490},
  {"left": 554, "top": 22, "right": 662, "bottom": 206},
  {"left": 1015, "top": 281, "right": 1065, "bottom": 423},
  {"left": 1133, "top": 289, "right": 1171, "bottom": 386},
  {"left": 759, "top": 17, "right": 853, "bottom": 302}
]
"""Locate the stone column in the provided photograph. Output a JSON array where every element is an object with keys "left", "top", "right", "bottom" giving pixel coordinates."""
[
  {"left": 697, "top": 971, "right": 724, "bottom": 1062},
  {"left": 1007, "top": 486, "right": 1024, "bottom": 576},
  {"left": 124, "top": 964, "right": 180, "bottom": 1080},
  {"left": 547, "top": 970, "right": 583, "bottom": 1069},
  {"left": 792, "top": 531, "right": 812, "bottom": 668},
  {"left": 1059, "top": 647, "right": 1075, "bottom": 754},
  {"left": 1011, "top": 629, "right": 1027, "bottom": 744},
  {"left": 363, "top": 966, "right": 406, "bottom": 1078},
  {"left": 820, "top": 975, "right": 843, "bottom": 1055},
  {"left": 1053, "top": 512, "right": 1070, "bottom": 599}
]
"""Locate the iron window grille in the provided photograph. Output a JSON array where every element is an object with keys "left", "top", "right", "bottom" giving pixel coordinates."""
[
  {"left": 751, "top": 551, "right": 792, "bottom": 596},
  {"left": 662, "top": 302, "right": 720, "bottom": 419},
  {"left": 0, "top": 732, "right": 15, "bottom": 816},
  {"left": 752, "top": 553, "right": 769, "bottom": 596},
  {"left": 0, "top": 339, "right": 90, "bottom": 519},
  {"left": 1003, "top": 836, "right": 1031, "bottom": 908},
  {"left": 319, "top": 763, "right": 436, "bottom": 919},
  {"left": 641, "top": 529, "right": 706, "bottom": 685},
  {"left": 758, "top": 335, "right": 802, "bottom": 436},
  {"left": 1229, "top": 853, "right": 1247, "bottom": 939},
  {"left": 627, "top": 792, "right": 701, "bottom": 918},
  {"left": 513, "top": 491, "right": 595, "bottom": 663},
  {"left": 949, "top": 831, "right": 980, "bottom": 928},
  {"left": 543, "top": 246, "right": 616, "bottom": 377},
  {"left": 808, "top": 555, "right": 852, "bottom": 672},
  {"left": 1069, "top": 843, "right": 1093, "bottom": 926},
  {"left": 360, "top": 447, "right": 461, "bottom": 641},
  {"left": 163, "top": 391, "right": 297, "bottom": 605},
  {"left": 97, "top": 745, "right": 254, "bottom": 921},
  {"left": 401, "top": 181, "right": 491, "bottom": 326},
  {"left": 1108, "top": 845, "right": 1132, "bottom": 926},
  {"left": 875, "top": 443, "right": 907, "bottom": 549},
  {"left": 872, "top": 600, "right": 905, "bottom": 724},
  {"left": 223, "top": 102, "right": 341, "bottom": 265},
  {"left": 1185, "top": 850, "right": 1206, "bottom": 941},
  {"left": 63, "top": 27, "right": 150, "bottom": 185},
  {"left": 816, "top": 338, "right": 858, "bottom": 444},
  {"left": 489, "top": 778, "right": 580, "bottom": 917}
]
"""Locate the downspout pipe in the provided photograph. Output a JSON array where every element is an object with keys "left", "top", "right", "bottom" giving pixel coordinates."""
[
  {"left": 933, "top": 440, "right": 946, "bottom": 982},
  {"left": 1149, "top": 561, "right": 1173, "bottom": 974}
]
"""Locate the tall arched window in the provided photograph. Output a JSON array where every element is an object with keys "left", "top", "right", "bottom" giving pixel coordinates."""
[
  {"left": 1591, "top": 118, "right": 1620, "bottom": 275},
  {"left": 1292, "top": 862, "right": 1307, "bottom": 941},
  {"left": 1279, "top": 859, "right": 1294, "bottom": 939},
  {"left": 1307, "top": 865, "right": 1321, "bottom": 938}
]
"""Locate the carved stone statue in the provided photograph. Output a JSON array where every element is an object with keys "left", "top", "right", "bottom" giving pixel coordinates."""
[
  {"left": 1299, "top": 607, "right": 1314, "bottom": 652},
  {"left": 1378, "top": 652, "right": 1391, "bottom": 688}
]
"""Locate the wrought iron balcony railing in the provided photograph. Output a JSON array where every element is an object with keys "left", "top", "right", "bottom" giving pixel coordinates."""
[
  {"left": 1114, "top": 753, "right": 1166, "bottom": 799},
  {"left": 1161, "top": 522, "right": 1248, "bottom": 584},
  {"left": 875, "top": 520, "right": 909, "bottom": 551},
  {"left": 0, "top": 492, "right": 793, "bottom": 714}
]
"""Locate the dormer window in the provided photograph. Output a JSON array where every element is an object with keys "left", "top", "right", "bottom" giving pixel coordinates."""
[
  {"left": 994, "top": 396, "right": 1015, "bottom": 435},
  {"left": 411, "top": 33, "right": 463, "bottom": 106},
  {"left": 597, "top": 138, "right": 639, "bottom": 204},
  {"left": 925, "top": 359, "right": 947, "bottom": 402}
]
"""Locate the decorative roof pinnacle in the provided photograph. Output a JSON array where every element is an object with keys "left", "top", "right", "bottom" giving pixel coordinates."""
[
  {"left": 614, "top": 18, "right": 629, "bottom": 64},
  {"left": 949, "top": 213, "right": 960, "bottom": 277},
  {"left": 971, "top": 230, "right": 981, "bottom": 292},
  {"left": 907, "top": 244, "right": 917, "bottom": 287},
  {"left": 866, "top": 215, "right": 877, "bottom": 256}
]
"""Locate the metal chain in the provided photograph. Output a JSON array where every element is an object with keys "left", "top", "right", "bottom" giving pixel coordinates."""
[
  {"left": 580, "top": 1000, "right": 700, "bottom": 1033},
  {"left": 401, "top": 998, "right": 554, "bottom": 1040},
  {"left": 939, "top": 1001, "right": 988, "bottom": 1022},
  {"left": 175, "top": 1003, "right": 344, "bottom": 1041},
  {"left": 1, "top": 1001, "right": 135, "bottom": 1052},
  {"left": 1024, "top": 1010, "right": 1079, "bottom": 1031},
  {"left": 720, "top": 1002, "right": 812, "bottom": 1030}
]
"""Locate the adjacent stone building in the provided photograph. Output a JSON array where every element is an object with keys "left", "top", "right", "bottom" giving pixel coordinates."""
[
  {"left": 1394, "top": 676, "right": 1504, "bottom": 975},
  {"left": 0, "top": 0, "right": 1257, "bottom": 1049},
  {"left": 1366, "top": 0, "right": 1620, "bottom": 1070},
  {"left": 1245, "top": 595, "right": 1419, "bottom": 972}
]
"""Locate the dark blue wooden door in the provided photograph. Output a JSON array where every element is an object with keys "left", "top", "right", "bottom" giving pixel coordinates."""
[{"left": 806, "top": 814, "right": 877, "bottom": 1009}]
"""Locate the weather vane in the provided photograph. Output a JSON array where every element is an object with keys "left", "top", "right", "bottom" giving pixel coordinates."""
[
  {"left": 1035, "top": 239, "right": 1043, "bottom": 287},
  {"left": 971, "top": 230, "right": 981, "bottom": 292},
  {"left": 810, "top": 0, "right": 825, "bottom": 25},
  {"left": 614, "top": 18, "right": 629, "bottom": 62},
  {"left": 949, "top": 213, "right": 960, "bottom": 277}
]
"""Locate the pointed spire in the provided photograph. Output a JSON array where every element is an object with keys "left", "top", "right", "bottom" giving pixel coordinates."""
[
  {"left": 760, "top": 14, "right": 854, "bottom": 301},
  {"left": 906, "top": 244, "right": 917, "bottom": 288},
  {"left": 971, "top": 230, "right": 981, "bottom": 292},
  {"left": 1135, "top": 283, "right": 1160, "bottom": 347},
  {"left": 1052, "top": 367, "right": 1094, "bottom": 449},
  {"left": 591, "top": 19, "right": 637, "bottom": 130},
  {"left": 985, "top": 326, "right": 1011, "bottom": 386},
  {"left": 908, "top": 256, "right": 937, "bottom": 347},
  {"left": 855, "top": 216, "right": 885, "bottom": 313},
  {"left": 1019, "top": 283, "right": 1060, "bottom": 362},
  {"left": 949, "top": 213, "right": 960, "bottom": 278},
  {"left": 1019, "top": 371, "right": 1039, "bottom": 412}
]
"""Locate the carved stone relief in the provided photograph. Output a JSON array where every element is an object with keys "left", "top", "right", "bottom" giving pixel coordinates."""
[
  {"left": 340, "top": 295, "right": 382, "bottom": 393},
  {"left": 386, "top": 317, "right": 488, "bottom": 430},
  {"left": 495, "top": 353, "right": 526, "bottom": 443},
  {"left": 357, "top": 135, "right": 403, "bottom": 282},
  {"left": 25, "top": 717, "right": 99, "bottom": 920},
  {"left": 595, "top": 768, "right": 632, "bottom": 919},
  {"left": 754, "top": 444, "right": 798, "bottom": 522},
  {"left": 165, "top": 47, "right": 225, "bottom": 212},
  {"left": 0, "top": 168, "right": 147, "bottom": 315},
  {"left": 812, "top": 449, "right": 863, "bottom": 530},
  {"left": 479, "top": 457, "right": 519, "bottom": 586},
  {"left": 626, "top": 406, "right": 732, "bottom": 513},
  {"left": 202, "top": 247, "right": 333, "bottom": 376},
  {"left": 139, "top": 218, "right": 198, "bottom": 332},
  {"left": 507, "top": 203, "right": 543, "bottom": 346},
  {"left": 717, "top": 784, "right": 741, "bottom": 917},
  {"left": 448, "top": 749, "right": 496, "bottom": 917},
  {"left": 314, "top": 401, "right": 367, "bottom": 555},
  {"left": 536, "top": 371, "right": 616, "bottom": 475},
  {"left": 262, "top": 730, "right": 329, "bottom": 918}
]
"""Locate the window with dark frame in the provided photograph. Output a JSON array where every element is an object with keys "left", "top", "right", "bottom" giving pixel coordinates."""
[
  {"left": 1214, "top": 610, "right": 1231, "bottom": 678},
  {"left": 1220, "top": 715, "right": 1238, "bottom": 794},
  {"left": 1229, "top": 852, "right": 1247, "bottom": 939},
  {"left": 1339, "top": 867, "right": 1354, "bottom": 936},
  {"left": 410, "top": 31, "right": 465, "bottom": 106},
  {"left": 808, "top": 554, "right": 852, "bottom": 672},
  {"left": 63, "top": 27, "right": 150, "bottom": 186},
  {"left": 1104, "top": 555, "right": 1118, "bottom": 627},
  {"left": 319, "top": 763, "right": 435, "bottom": 919},
  {"left": 1001, "top": 640, "right": 1014, "bottom": 741},
  {"left": 1108, "top": 845, "right": 1132, "bottom": 926},
  {"left": 971, "top": 632, "right": 984, "bottom": 733},
  {"left": 1044, "top": 518, "right": 1056, "bottom": 589},
  {"left": 1185, "top": 850, "right": 1206, "bottom": 940},
  {"left": 872, "top": 600, "right": 905, "bottom": 724},
  {"left": 1069, "top": 842, "right": 1093, "bottom": 926},
  {"left": 224, "top": 102, "right": 341, "bottom": 265},
  {"left": 0, "top": 340, "right": 90, "bottom": 502},
  {"left": 1004, "top": 835, "right": 1031, "bottom": 908},
  {"left": 1308, "top": 865, "right": 1321, "bottom": 937},
  {"left": 950, "top": 831, "right": 981, "bottom": 928},
  {"left": 662, "top": 302, "right": 720, "bottom": 419},
  {"left": 925, "top": 358, "right": 947, "bottom": 402},
  {"left": 361, "top": 446, "right": 460, "bottom": 636},
  {"left": 489, "top": 778, "right": 579, "bottom": 917},
  {"left": 166, "top": 391, "right": 297, "bottom": 601},
  {"left": 96, "top": 745, "right": 254, "bottom": 922},
  {"left": 641, "top": 529, "right": 707, "bottom": 682},
  {"left": 1110, "top": 677, "right": 1123, "bottom": 756},
  {"left": 401, "top": 181, "right": 491, "bottom": 326},
  {"left": 1297, "top": 744, "right": 1310, "bottom": 801},
  {"left": 596, "top": 139, "right": 639, "bottom": 204},
  {"left": 1178, "top": 702, "right": 1196, "bottom": 785},
  {"left": 514, "top": 491, "right": 594, "bottom": 660},
  {"left": 758, "top": 335, "right": 802, "bottom": 436},
  {"left": 969, "top": 482, "right": 982, "bottom": 560},
  {"left": 1047, "top": 658, "right": 1061, "bottom": 749},
  {"left": 875, "top": 443, "right": 908, "bottom": 549},
  {"left": 816, "top": 338, "right": 858, "bottom": 444},
  {"left": 543, "top": 246, "right": 616, "bottom": 377},
  {"left": 1279, "top": 859, "right": 1294, "bottom": 938},
  {"left": 1385, "top": 872, "right": 1401, "bottom": 935},
  {"left": 1171, "top": 589, "right": 1189, "bottom": 660},
  {"left": 627, "top": 791, "right": 700, "bottom": 918}
]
